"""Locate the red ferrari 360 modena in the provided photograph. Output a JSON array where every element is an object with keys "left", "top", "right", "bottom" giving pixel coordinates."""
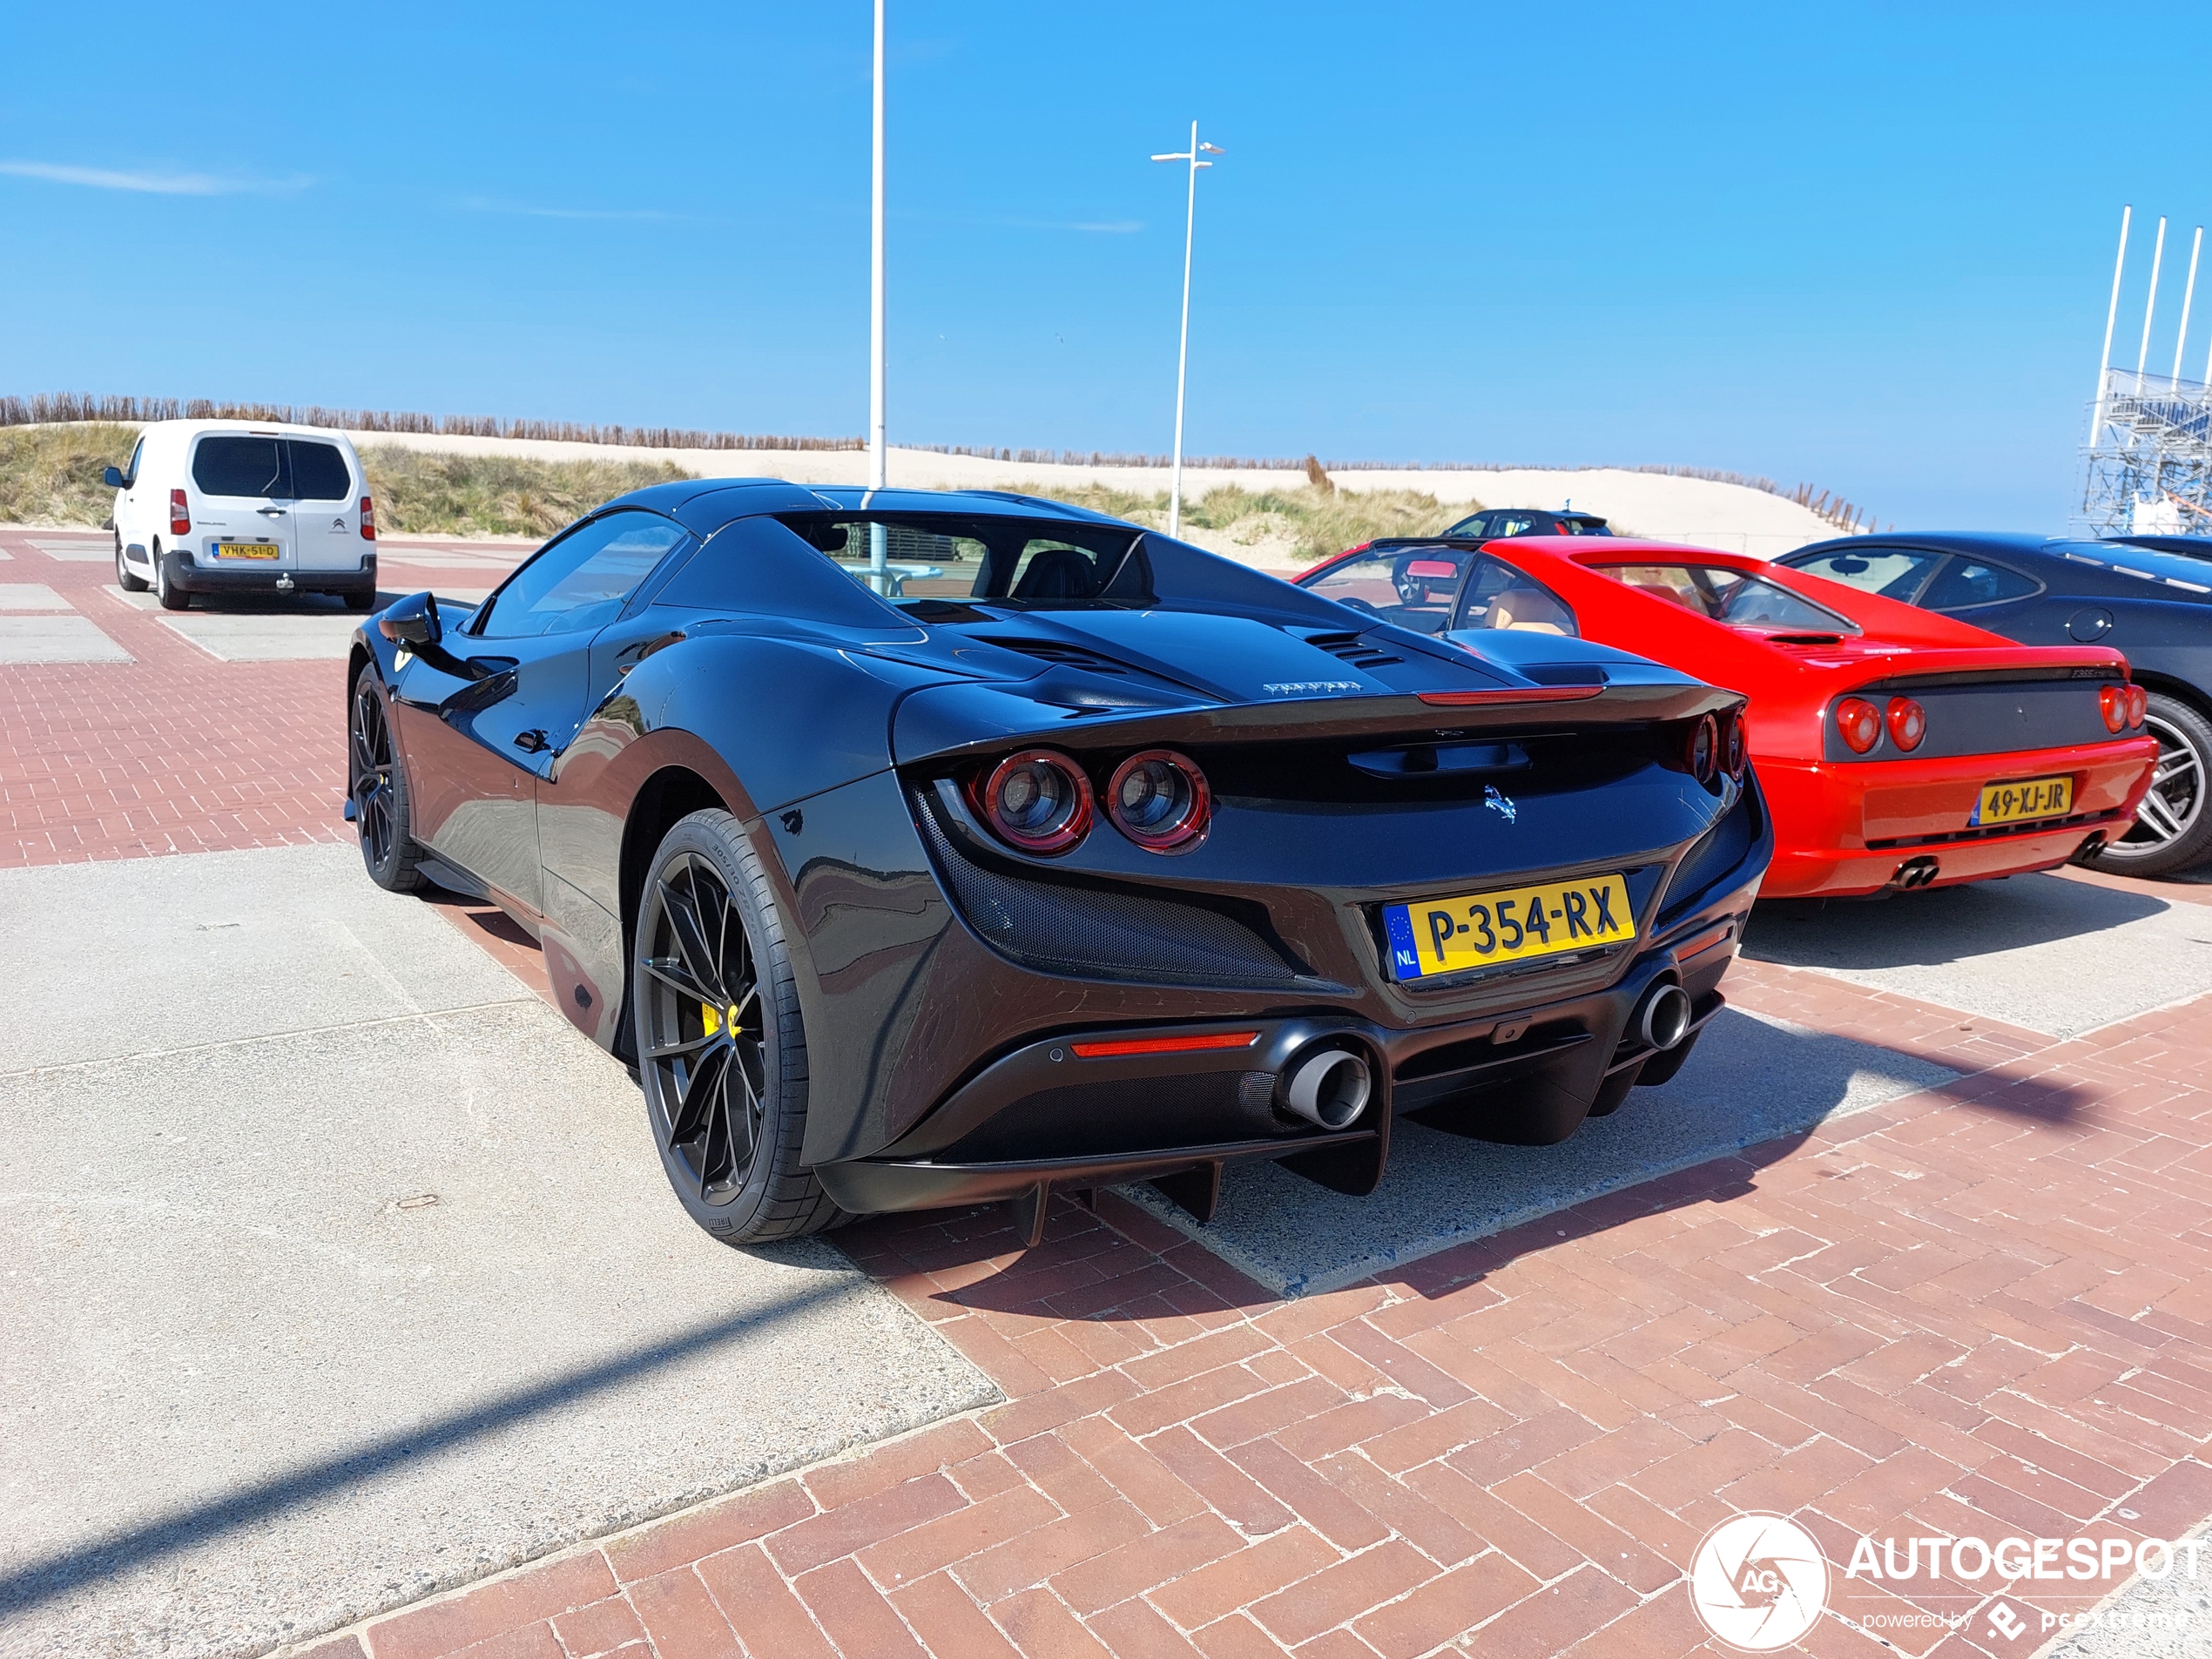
[{"left": 1297, "top": 536, "right": 2161, "bottom": 898}]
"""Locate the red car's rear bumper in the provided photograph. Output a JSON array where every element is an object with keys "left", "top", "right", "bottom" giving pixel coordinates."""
[{"left": 1756, "top": 736, "right": 2159, "bottom": 899}]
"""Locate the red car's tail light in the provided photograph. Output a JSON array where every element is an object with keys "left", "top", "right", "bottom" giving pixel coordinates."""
[
  {"left": 1107, "top": 749, "right": 1211, "bottom": 853},
  {"left": 169, "top": 489, "right": 191, "bottom": 536},
  {"left": 1685, "top": 714, "right": 1719, "bottom": 783},
  {"left": 979, "top": 750, "right": 1092, "bottom": 853},
  {"left": 2099, "top": 685, "right": 2126, "bottom": 733},
  {"left": 2127, "top": 684, "right": 2148, "bottom": 726},
  {"left": 1836, "top": 697, "right": 1882, "bottom": 754},
  {"left": 360, "top": 495, "right": 377, "bottom": 540},
  {"left": 1723, "top": 706, "right": 1749, "bottom": 779},
  {"left": 1885, "top": 697, "right": 1927, "bottom": 752}
]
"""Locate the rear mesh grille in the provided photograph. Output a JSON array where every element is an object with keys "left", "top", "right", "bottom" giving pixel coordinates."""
[{"left": 912, "top": 790, "right": 1311, "bottom": 988}]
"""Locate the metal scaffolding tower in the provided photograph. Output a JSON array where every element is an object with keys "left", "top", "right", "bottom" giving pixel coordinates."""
[
  {"left": 2080, "top": 207, "right": 2212, "bottom": 535},
  {"left": 2082, "top": 369, "right": 2212, "bottom": 533}
]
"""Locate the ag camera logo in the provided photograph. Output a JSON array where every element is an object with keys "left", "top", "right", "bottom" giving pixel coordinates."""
[{"left": 1689, "top": 1512, "right": 1830, "bottom": 1651}]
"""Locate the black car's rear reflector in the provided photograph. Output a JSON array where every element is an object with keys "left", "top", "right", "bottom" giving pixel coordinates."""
[
  {"left": 1069, "top": 1031, "right": 1261, "bottom": 1059},
  {"left": 1418, "top": 686, "right": 1605, "bottom": 707}
]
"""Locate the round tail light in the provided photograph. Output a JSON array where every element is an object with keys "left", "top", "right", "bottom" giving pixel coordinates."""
[
  {"left": 1836, "top": 697, "right": 1881, "bottom": 754},
  {"left": 2099, "top": 685, "right": 2127, "bottom": 733},
  {"left": 1723, "top": 707, "right": 1749, "bottom": 779},
  {"left": 1684, "top": 714, "right": 1719, "bottom": 783},
  {"left": 1885, "top": 696, "right": 1926, "bottom": 752},
  {"left": 2127, "top": 684, "right": 2148, "bottom": 726},
  {"left": 1107, "top": 750, "right": 1211, "bottom": 852},
  {"left": 980, "top": 750, "right": 1092, "bottom": 853}
]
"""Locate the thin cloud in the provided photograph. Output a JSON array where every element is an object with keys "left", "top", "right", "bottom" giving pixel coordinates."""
[
  {"left": 0, "top": 159, "right": 307, "bottom": 195},
  {"left": 453, "top": 194, "right": 675, "bottom": 223}
]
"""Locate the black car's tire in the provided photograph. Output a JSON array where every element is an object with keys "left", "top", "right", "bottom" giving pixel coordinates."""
[
  {"left": 343, "top": 590, "right": 376, "bottom": 613},
  {"left": 2082, "top": 693, "right": 2212, "bottom": 877},
  {"left": 348, "top": 664, "right": 425, "bottom": 893},
  {"left": 632, "top": 810, "right": 840, "bottom": 1245},
  {"left": 115, "top": 534, "right": 148, "bottom": 592}
]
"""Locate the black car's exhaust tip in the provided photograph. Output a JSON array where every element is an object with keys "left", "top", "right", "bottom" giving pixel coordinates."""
[
  {"left": 1634, "top": 981, "right": 1694, "bottom": 1052},
  {"left": 1280, "top": 1047, "right": 1372, "bottom": 1130}
]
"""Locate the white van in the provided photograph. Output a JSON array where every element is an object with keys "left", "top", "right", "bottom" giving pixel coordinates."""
[{"left": 106, "top": 420, "right": 378, "bottom": 610}]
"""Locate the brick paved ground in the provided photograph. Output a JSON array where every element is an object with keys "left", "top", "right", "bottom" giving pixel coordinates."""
[
  {"left": 0, "top": 528, "right": 524, "bottom": 866},
  {"left": 9, "top": 523, "right": 2211, "bottom": 1658}
]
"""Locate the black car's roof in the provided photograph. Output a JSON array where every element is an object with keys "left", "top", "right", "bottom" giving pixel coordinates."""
[
  {"left": 600, "top": 478, "right": 1135, "bottom": 538},
  {"left": 1784, "top": 532, "right": 2057, "bottom": 559}
]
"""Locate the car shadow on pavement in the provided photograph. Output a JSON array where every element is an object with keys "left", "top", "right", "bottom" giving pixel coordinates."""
[{"left": 1744, "top": 872, "right": 2168, "bottom": 971}]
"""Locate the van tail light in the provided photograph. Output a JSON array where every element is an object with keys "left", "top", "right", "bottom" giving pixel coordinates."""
[
  {"left": 169, "top": 489, "right": 191, "bottom": 537},
  {"left": 2127, "top": 684, "right": 2148, "bottom": 726},
  {"left": 360, "top": 496, "right": 376, "bottom": 541},
  {"left": 2099, "top": 685, "right": 2127, "bottom": 733},
  {"left": 1836, "top": 697, "right": 1882, "bottom": 754},
  {"left": 1885, "top": 697, "right": 1927, "bottom": 752}
]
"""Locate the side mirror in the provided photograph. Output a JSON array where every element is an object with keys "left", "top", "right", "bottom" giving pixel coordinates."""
[
  {"left": 102, "top": 466, "right": 126, "bottom": 489},
  {"left": 378, "top": 590, "right": 443, "bottom": 647}
]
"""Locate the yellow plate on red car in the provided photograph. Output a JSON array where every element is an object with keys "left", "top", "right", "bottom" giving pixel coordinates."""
[
  {"left": 1385, "top": 873, "right": 1634, "bottom": 981},
  {"left": 215, "top": 542, "right": 280, "bottom": 561},
  {"left": 1970, "top": 775, "right": 2073, "bottom": 828}
]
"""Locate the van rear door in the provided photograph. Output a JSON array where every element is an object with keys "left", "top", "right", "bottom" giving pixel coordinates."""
[
  {"left": 287, "top": 438, "right": 364, "bottom": 573},
  {"left": 188, "top": 434, "right": 296, "bottom": 570}
]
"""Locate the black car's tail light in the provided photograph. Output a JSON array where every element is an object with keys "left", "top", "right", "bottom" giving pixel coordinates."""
[
  {"left": 1723, "top": 705, "right": 1749, "bottom": 779},
  {"left": 978, "top": 749, "right": 1092, "bottom": 853},
  {"left": 1885, "top": 696, "right": 1927, "bottom": 752},
  {"left": 1107, "top": 749, "right": 1211, "bottom": 853},
  {"left": 1836, "top": 697, "right": 1881, "bottom": 754},
  {"left": 1684, "top": 714, "right": 1719, "bottom": 784}
]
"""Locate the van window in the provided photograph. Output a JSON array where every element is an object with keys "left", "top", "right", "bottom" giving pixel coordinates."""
[
  {"left": 289, "top": 441, "right": 353, "bottom": 502},
  {"left": 192, "top": 436, "right": 286, "bottom": 498},
  {"left": 125, "top": 437, "right": 145, "bottom": 486}
]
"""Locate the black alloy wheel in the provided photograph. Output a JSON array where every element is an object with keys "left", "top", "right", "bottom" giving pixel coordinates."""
[
  {"left": 348, "top": 664, "right": 424, "bottom": 891},
  {"left": 2085, "top": 693, "right": 2212, "bottom": 877},
  {"left": 632, "top": 810, "right": 837, "bottom": 1244},
  {"left": 115, "top": 533, "right": 147, "bottom": 593}
]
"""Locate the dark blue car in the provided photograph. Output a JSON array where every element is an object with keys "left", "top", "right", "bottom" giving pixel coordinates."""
[{"left": 1777, "top": 533, "right": 2212, "bottom": 875}]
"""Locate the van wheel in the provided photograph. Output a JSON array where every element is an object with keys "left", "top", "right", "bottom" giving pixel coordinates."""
[
  {"left": 155, "top": 549, "right": 191, "bottom": 610},
  {"left": 343, "top": 590, "right": 376, "bottom": 613},
  {"left": 115, "top": 534, "right": 148, "bottom": 593}
]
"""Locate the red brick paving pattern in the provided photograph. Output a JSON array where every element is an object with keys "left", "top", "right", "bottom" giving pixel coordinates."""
[
  {"left": 10, "top": 522, "right": 2212, "bottom": 1657},
  {"left": 0, "top": 529, "right": 519, "bottom": 867}
]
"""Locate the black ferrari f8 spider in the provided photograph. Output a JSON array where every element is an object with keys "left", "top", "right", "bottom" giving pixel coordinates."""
[{"left": 347, "top": 482, "right": 1771, "bottom": 1245}]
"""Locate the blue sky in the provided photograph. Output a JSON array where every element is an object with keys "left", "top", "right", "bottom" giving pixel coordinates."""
[{"left": 3, "top": 2, "right": 2209, "bottom": 529}]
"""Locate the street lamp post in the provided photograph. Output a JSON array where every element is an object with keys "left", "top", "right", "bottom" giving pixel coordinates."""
[
  {"left": 867, "top": 0, "right": 888, "bottom": 591},
  {"left": 1150, "top": 123, "right": 1223, "bottom": 539}
]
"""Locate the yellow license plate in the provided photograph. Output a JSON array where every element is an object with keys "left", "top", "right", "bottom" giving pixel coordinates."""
[
  {"left": 1971, "top": 774, "right": 2073, "bottom": 827},
  {"left": 1385, "top": 873, "right": 1634, "bottom": 981},
  {"left": 216, "top": 543, "right": 281, "bottom": 561}
]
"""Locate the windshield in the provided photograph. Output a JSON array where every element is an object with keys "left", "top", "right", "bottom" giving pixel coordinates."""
[
  {"left": 2058, "top": 541, "right": 2212, "bottom": 596},
  {"left": 1303, "top": 544, "right": 1578, "bottom": 636},
  {"left": 1592, "top": 563, "right": 1858, "bottom": 633}
]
